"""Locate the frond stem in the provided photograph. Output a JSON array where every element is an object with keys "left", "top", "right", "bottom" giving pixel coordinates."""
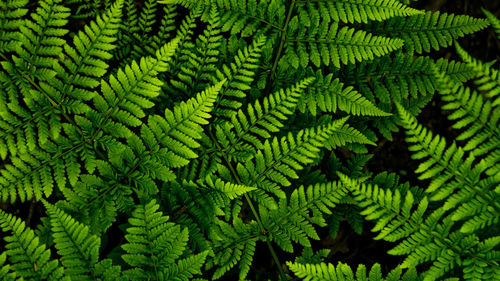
[
  {"left": 269, "top": 0, "right": 296, "bottom": 82},
  {"left": 207, "top": 129, "right": 288, "bottom": 280}
]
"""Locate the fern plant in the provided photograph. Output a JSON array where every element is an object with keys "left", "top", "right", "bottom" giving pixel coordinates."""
[
  {"left": 0, "top": 0, "right": 495, "bottom": 280},
  {"left": 288, "top": 21, "right": 500, "bottom": 280}
]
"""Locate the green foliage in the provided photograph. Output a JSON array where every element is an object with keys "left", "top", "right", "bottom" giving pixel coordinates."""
[
  {"left": 335, "top": 45, "right": 500, "bottom": 279},
  {"left": 288, "top": 261, "right": 419, "bottom": 281},
  {"left": 0, "top": 1, "right": 495, "bottom": 281}
]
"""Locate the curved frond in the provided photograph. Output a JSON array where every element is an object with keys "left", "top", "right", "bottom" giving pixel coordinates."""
[
  {"left": 455, "top": 42, "right": 500, "bottom": 106},
  {"left": 286, "top": 20, "right": 404, "bottom": 68},
  {"left": 483, "top": 8, "right": 500, "bottom": 39},
  {"left": 376, "top": 11, "right": 489, "bottom": 54},
  {"left": 296, "top": 0, "right": 423, "bottom": 24}
]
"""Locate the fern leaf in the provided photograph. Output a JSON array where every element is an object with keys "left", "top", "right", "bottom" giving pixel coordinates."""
[
  {"left": 377, "top": 11, "right": 489, "bottom": 54},
  {"left": 226, "top": 77, "right": 313, "bottom": 156},
  {"left": 0, "top": 0, "right": 125, "bottom": 154},
  {"left": 237, "top": 117, "right": 348, "bottom": 202},
  {"left": 483, "top": 8, "right": 500, "bottom": 39},
  {"left": 88, "top": 37, "right": 179, "bottom": 139},
  {"left": 325, "top": 123, "right": 376, "bottom": 150},
  {"left": 434, "top": 67, "right": 500, "bottom": 157},
  {"left": 170, "top": 4, "right": 223, "bottom": 96},
  {"left": 42, "top": 200, "right": 100, "bottom": 280},
  {"left": 339, "top": 174, "right": 481, "bottom": 281},
  {"left": 122, "top": 199, "right": 204, "bottom": 280},
  {"left": 263, "top": 182, "right": 348, "bottom": 253},
  {"left": 160, "top": 0, "right": 285, "bottom": 37},
  {"left": 297, "top": 0, "right": 423, "bottom": 24},
  {"left": 0, "top": 209, "right": 66, "bottom": 280},
  {"left": 51, "top": 0, "right": 124, "bottom": 102},
  {"left": 287, "top": 261, "right": 416, "bottom": 281},
  {"left": 210, "top": 218, "right": 259, "bottom": 280},
  {"left": 163, "top": 251, "right": 209, "bottom": 281},
  {"left": 0, "top": 251, "right": 20, "bottom": 281},
  {"left": 298, "top": 69, "right": 390, "bottom": 116},
  {"left": 0, "top": 0, "right": 29, "bottom": 55},
  {"left": 455, "top": 42, "right": 500, "bottom": 106},
  {"left": 147, "top": 80, "right": 223, "bottom": 166},
  {"left": 138, "top": 0, "right": 157, "bottom": 35},
  {"left": 16, "top": 0, "right": 70, "bottom": 75},
  {"left": 212, "top": 34, "right": 266, "bottom": 119},
  {"left": 0, "top": 0, "right": 71, "bottom": 157},
  {"left": 396, "top": 102, "right": 500, "bottom": 220},
  {"left": 286, "top": 21, "right": 404, "bottom": 68}
]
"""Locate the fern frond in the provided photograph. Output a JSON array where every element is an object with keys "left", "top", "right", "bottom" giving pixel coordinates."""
[
  {"left": 0, "top": 38, "right": 180, "bottom": 203},
  {"left": 56, "top": 173, "right": 120, "bottom": 234},
  {"left": 160, "top": 0, "right": 285, "bottom": 37},
  {"left": 287, "top": 261, "right": 418, "bottom": 281},
  {"left": 262, "top": 182, "right": 348, "bottom": 253},
  {"left": 210, "top": 218, "right": 259, "bottom": 280},
  {"left": 148, "top": 5, "right": 178, "bottom": 51},
  {"left": 0, "top": 0, "right": 29, "bottom": 55},
  {"left": 296, "top": 0, "right": 423, "bottom": 24},
  {"left": 57, "top": 81, "right": 222, "bottom": 234},
  {"left": 51, "top": 0, "right": 123, "bottom": 102},
  {"left": 16, "top": 0, "right": 70, "bottom": 75},
  {"left": 376, "top": 11, "right": 489, "bottom": 54},
  {"left": 0, "top": 0, "right": 71, "bottom": 158},
  {"left": 138, "top": 0, "right": 157, "bottom": 35},
  {"left": 324, "top": 123, "right": 376, "bottom": 150},
  {"left": 434, "top": 68, "right": 500, "bottom": 157},
  {"left": 122, "top": 199, "right": 200, "bottom": 280},
  {"left": 0, "top": 0, "right": 124, "bottom": 152},
  {"left": 397, "top": 103, "right": 469, "bottom": 194},
  {"left": 42, "top": 200, "right": 100, "bottom": 280},
  {"left": 0, "top": 147, "right": 59, "bottom": 202},
  {"left": 66, "top": 0, "right": 111, "bottom": 19},
  {"left": 483, "top": 8, "right": 500, "bottom": 39},
  {"left": 298, "top": 69, "right": 390, "bottom": 116},
  {"left": 0, "top": 252, "right": 20, "bottom": 281},
  {"left": 339, "top": 174, "right": 490, "bottom": 281},
  {"left": 212, "top": 34, "right": 266, "bottom": 119},
  {"left": 147, "top": 80, "right": 223, "bottom": 167},
  {"left": 286, "top": 20, "right": 404, "bottom": 68},
  {"left": 455, "top": 42, "right": 500, "bottom": 106},
  {"left": 0, "top": 209, "right": 66, "bottom": 280},
  {"left": 396, "top": 103, "right": 500, "bottom": 220},
  {"left": 88, "top": 37, "right": 179, "bottom": 139},
  {"left": 205, "top": 177, "right": 256, "bottom": 200},
  {"left": 237, "top": 118, "right": 348, "bottom": 203},
  {"left": 225, "top": 77, "right": 312, "bottom": 157},
  {"left": 163, "top": 251, "right": 208, "bottom": 281},
  {"left": 170, "top": 4, "right": 223, "bottom": 96}
]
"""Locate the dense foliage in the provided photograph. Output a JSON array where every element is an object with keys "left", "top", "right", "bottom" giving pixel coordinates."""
[{"left": 0, "top": 0, "right": 498, "bottom": 280}]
